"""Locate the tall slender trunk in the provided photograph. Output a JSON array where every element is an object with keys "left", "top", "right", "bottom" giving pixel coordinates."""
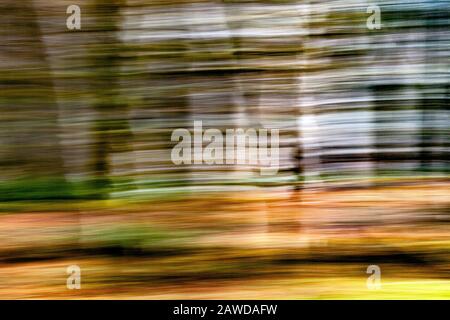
[
  {"left": 0, "top": 0, "right": 69, "bottom": 199},
  {"left": 89, "top": 0, "right": 133, "bottom": 198}
]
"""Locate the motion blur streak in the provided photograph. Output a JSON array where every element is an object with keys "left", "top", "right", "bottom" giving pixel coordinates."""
[{"left": 0, "top": 0, "right": 448, "bottom": 299}]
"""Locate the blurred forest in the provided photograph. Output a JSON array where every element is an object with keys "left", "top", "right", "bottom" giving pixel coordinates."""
[{"left": 0, "top": 0, "right": 449, "bottom": 299}]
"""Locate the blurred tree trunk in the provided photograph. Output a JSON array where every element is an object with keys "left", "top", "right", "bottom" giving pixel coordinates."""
[
  {"left": 0, "top": 0, "right": 69, "bottom": 200},
  {"left": 419, "top": 10, "right": 432, "bottom": 173},
  {"left": 420, "top": 7, "right": 449, "bottom": 174},
  {"left": 89, "top": 0, "right": 133, "bottom": 198}
]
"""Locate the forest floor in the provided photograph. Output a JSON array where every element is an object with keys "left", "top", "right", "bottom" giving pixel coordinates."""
[{"left": 0, "top": 181, "right": 449, "bottom": 299}]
